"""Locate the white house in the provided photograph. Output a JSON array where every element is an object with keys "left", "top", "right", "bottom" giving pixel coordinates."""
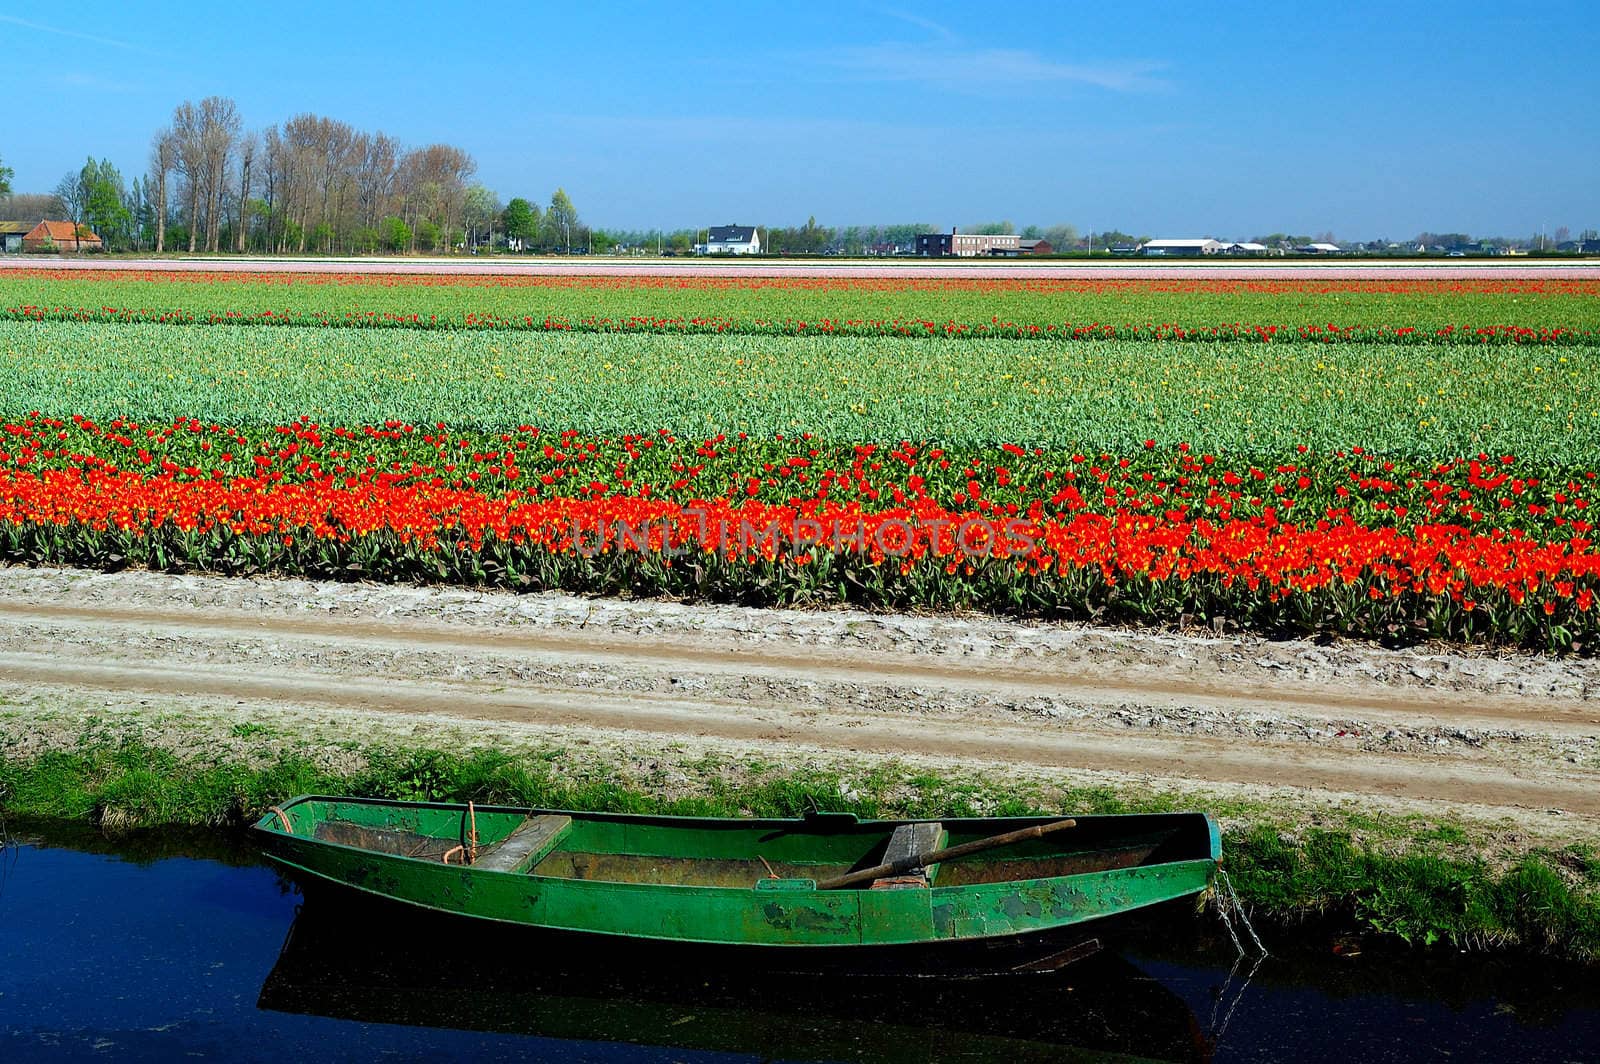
[
  {"left": 1141, "top": 238, "right": 1225, "bottom": 256},
  {"left": 1296, "top": 242, "right": 1342, "bottom": 254},
  {"left": 695, "top": 224, "right": 761, "bottom": 255}
]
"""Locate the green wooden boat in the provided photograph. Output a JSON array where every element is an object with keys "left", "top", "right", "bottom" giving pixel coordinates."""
[{"left": 253, "top": 796, "right": 1221, "bottom": 975}]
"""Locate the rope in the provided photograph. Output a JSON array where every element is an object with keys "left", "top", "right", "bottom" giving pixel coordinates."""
[
  {"left": 1215, "top": 886, "right": 1247, "bottom": 956},
  {"left": 1215, "top": 956, "right": 1265, "bottom": 1039},
  {"left": 268, "top": 806, "right": 293, "bottom": 833},
  {"left": 1217, "top": 869, "right": 1269, "bottom": 957},
  {"left": 1207, "top": 869, "right": 1269, "bottom": 1045}
]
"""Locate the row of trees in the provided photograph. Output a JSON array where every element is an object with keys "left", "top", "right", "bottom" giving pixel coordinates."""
[{"left": 7, "top": 98, "right": 586, "bottom": 256}]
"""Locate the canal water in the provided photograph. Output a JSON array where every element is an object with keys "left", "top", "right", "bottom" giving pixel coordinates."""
[{"left": 1, "top": 823, "right": 1597, "bottom": 1063}]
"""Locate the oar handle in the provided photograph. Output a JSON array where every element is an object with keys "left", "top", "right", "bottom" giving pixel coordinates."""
[{"left": 816, "top": 818, "right": 1078, "bottom": 891}]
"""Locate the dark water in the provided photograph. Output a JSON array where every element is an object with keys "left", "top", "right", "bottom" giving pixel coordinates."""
[{"left": 2, "top": 824, "right": 1598, "bottom": 1063}]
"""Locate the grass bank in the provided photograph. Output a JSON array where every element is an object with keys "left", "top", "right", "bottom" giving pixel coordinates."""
[{"left": 2, "top": 711, "right": 1596, "bottom": 963}]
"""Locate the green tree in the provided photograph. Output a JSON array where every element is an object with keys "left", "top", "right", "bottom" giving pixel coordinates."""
[
  {"left": 0, "top": 154, "right": 12, "bottom": 200},
  {"left": 84, "top": 159, "right": 131, "bottom": 248},
  {"left": 545, "top": 187, "right": 579, "bottom": 250},
  {"left": 379, "top": 216, "right": 412, "bottom": 253},
  {"left": 309, "top": 221, "right": 335, "bottom": 254},
  {"left": 463, "top": 184, "right": 498, "bottom": 250},
  {"left": 1042, "top": 223, "right": 1079, "bottom": 250},
  {"left": 415, "top": 218, "right": 442, "bottom": 251},
  {"left": 501, "top": 197, "right": 538, "bottom": 250},
  {"left": 803, "top": 215, "right": 831, "bottom": 254}
]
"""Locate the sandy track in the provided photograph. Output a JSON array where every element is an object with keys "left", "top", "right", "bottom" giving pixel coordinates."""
[
  {"left": 0, "top": 568, "right": 1595, "bottom": 827},
  {"left": 3, "top": 256, "right": 1597, "bottom": 280}
]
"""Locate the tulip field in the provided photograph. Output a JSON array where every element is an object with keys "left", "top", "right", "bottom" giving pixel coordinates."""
[
  {"left": 4, "top": 270, "right": 1599, "bottom": 338},
  {"left": 4, "top": 267, "right": 1600, "bottom": 649}
]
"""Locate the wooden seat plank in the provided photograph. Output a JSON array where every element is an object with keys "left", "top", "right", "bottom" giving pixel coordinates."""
[
  {"left": 474, "top": 814, "right": 573, "bottom": 873},
  {"left": 872, "top": 822, "right": 943, "bottom": 889}
]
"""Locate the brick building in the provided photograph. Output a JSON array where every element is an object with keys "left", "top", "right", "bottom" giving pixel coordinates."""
[
  {"left": 915, "top": 228, "right": 1021, "bottom": 257},
  {"left": 23, "top": 220, "right": 103, "bottom": 253}
]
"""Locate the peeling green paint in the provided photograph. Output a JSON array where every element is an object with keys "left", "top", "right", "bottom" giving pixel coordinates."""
[{"left": 255, "top": 797, "right": 1220, "bottom": 950}]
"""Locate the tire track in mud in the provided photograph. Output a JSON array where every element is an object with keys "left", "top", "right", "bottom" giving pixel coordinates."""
[
  {"left": 0, "top": 600, "right": 1594, "bottom": 735},
  {"left": 0, "top": 651, "right": 1594, "bottom": 815},
  {"left": 0, "top": 591, "right": 1596, "bottom": 818}
]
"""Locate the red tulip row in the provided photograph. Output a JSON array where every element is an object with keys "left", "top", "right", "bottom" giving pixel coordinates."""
[
  {"left": 8, "top": 415, "right": 1596, "bottom": 543},
  {"left": 3, "top": 458, "right": 1597, "bottom": 649}
]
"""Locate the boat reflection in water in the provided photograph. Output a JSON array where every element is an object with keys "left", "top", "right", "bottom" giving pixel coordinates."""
[{"left": 258, "top": 898, "right": 1213, "bottom": 1063}]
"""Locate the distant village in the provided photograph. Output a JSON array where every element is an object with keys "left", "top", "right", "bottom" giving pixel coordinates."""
[{"left": 693, "top": 225, "right": 1600, "bottom": 258}]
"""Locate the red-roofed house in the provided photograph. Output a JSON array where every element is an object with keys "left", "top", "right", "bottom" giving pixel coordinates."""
[{"left": 23, "top": 220, "right": 103, "bottom": 253}]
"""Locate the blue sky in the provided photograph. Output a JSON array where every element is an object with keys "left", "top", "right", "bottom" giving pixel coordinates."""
[{"left": 2, "top": 1, "right": 1595, "bottom": 239}]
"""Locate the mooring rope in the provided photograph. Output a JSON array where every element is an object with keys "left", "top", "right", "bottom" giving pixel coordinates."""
[
  {"left": 1209, "top": 953, "right": 1267, "bottom": 1041},
  {"left": 1206, "top": 868, "right": 1269, "bottom": 1044},
  {"left": 1215, "top": 868, "right": 1269, "bottom": 958},
  {"left": 0, "top": 804, "right": 14, "bottom": 905}
]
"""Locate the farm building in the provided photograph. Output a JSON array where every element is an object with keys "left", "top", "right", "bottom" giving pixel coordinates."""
[
  {"left": 1018, "top": 238, "right": 1054, "bottom": 255},
  {"left": 695, "top": 225, "right": 761, "bottom": 255},
  {"left": 954, "top": 231, "right": 1018, "bottom": 257},
  {"left": 1225, "top": 242, "right": 1268, "bottom": 255},
  {"left": 1141, "top": 239, "right": 1225, "bottom": 256},
  {"left": 0, "top": 221, "right": 29, "bottom": 254},
  {"left": 915, "top": 229, "right": 1021, "bottom": 257},
  {"left": 23, "top": 220, "right": 103, "bottom": 253},
  {"left": 1295, "top": 242, "right": 1342, "bottom": 254}
]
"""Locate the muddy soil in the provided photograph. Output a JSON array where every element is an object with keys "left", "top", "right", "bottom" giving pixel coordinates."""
[{"left": 0, "top": 566, "right": 1596, "bottom": 840}]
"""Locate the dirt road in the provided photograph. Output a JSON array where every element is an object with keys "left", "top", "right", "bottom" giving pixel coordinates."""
[{"left": 1, "top": 568, "right": 1595, "bottom": 831}]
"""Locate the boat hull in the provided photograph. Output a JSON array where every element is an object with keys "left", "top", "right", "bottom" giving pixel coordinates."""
[{"left": 254, "top": 797, "right": 1220, "bottom": 976}]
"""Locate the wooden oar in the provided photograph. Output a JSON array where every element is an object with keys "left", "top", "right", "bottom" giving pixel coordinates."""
[{"left": 816, "top": 818, "right": 1078, "bottom": 890}]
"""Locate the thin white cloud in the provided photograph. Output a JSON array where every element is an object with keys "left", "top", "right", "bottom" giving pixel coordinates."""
[
  {"left": 52, "top": 71, "right": 146, "bottom": 94},
  {"left": 879, "top": 8, "right": 958, "bottom": 42},
  {"left": 826, "top": 41, "right": 1166, "bottom": 92},
  {"left": 803, "top": 12, "right": 1167, "bottom": 94},
  {"left": 545, "top": 112, "right": 949, "bottom": 145},
  {"left": 0, "top": 14, "right": 148, "bottom": 52}
]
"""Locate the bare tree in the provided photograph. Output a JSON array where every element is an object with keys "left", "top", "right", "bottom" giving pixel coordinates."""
[
  {"left": 170, "top": 101, "right": 205, "bottom": 252},
  {"left": 259, "top": 125, "right": 284, "bottom": 251},
  {"left": 148, "top": 128, "right": 176, "bottom": 253},
  {"left": 152, "top": 100, "right": 474, "bottom": 257},
  {"left": 0, "top": 192, "right": 59, "bottom": 223},
  {"left": 278, "top": 113, "right": 328, "bottom": 252},
  {"left": 396, "top": 144, "right": 475, "bottom": 252},
  {"left": 314, "top": 117, "right": 358, "bottom": 252},
  {"left": 53, "top": 169, "right": 87, "bottom": 226},
  {"left": 198, "top": 96, "right": 240, "bottom": 252},
  {"left": 356, "top": 131, "right": 399, "bottom": 230},
  {"left": 234, "top": 132, "right": 257, "bottom": 252}
]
